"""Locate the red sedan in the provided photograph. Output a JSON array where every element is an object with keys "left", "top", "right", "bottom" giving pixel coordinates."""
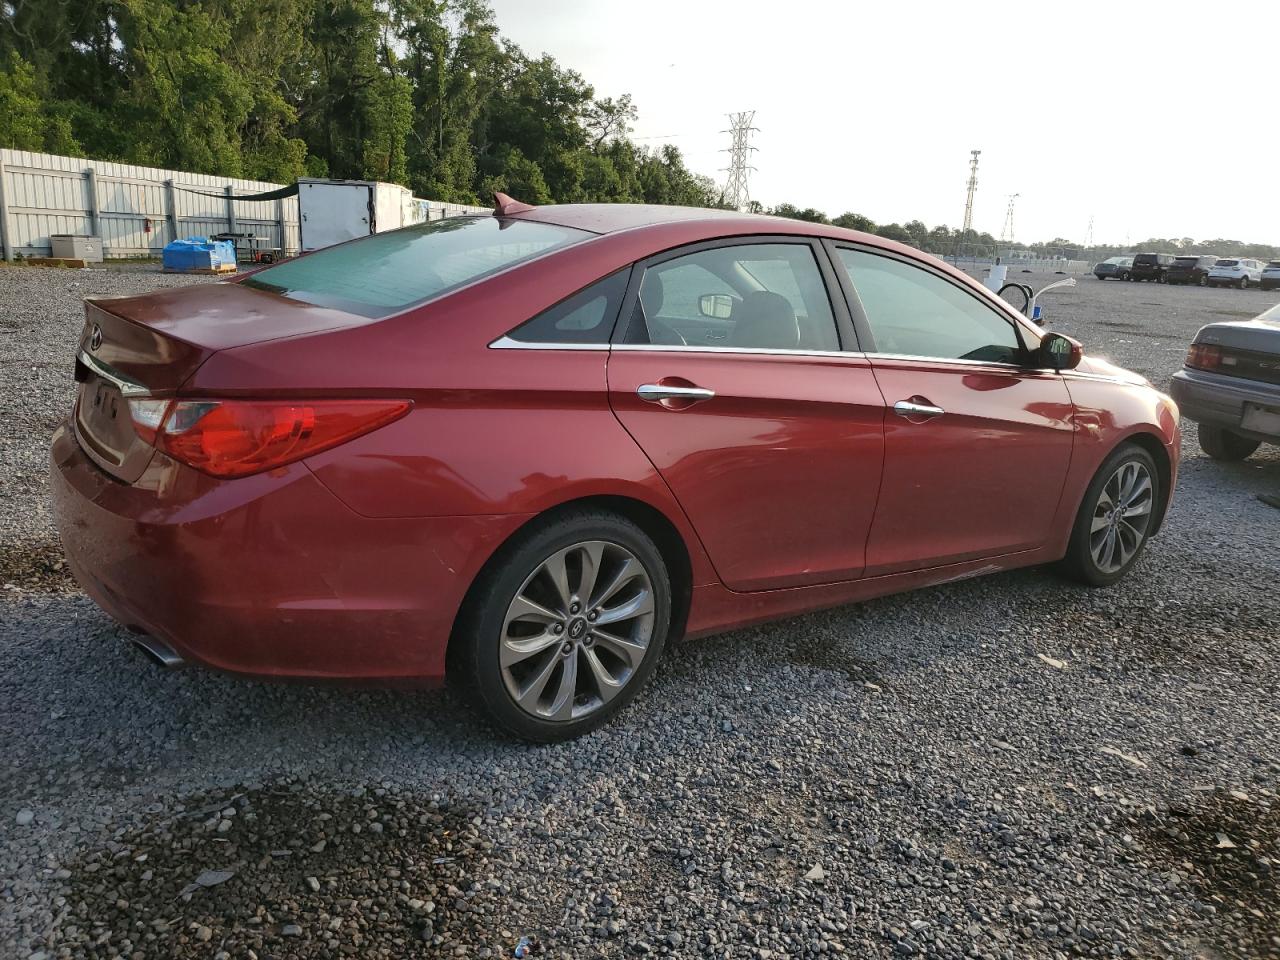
[{"left": 51, "top": 197, "right": 1180, "bottom": 741}]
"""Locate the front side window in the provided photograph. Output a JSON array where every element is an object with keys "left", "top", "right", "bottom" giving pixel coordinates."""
[
  {"left": 627, "top": 242, "right": 839, "bottom": 351},
  {"left": 243, "top": 216, "right": 591, "bottom": 318},
  {"left": 835, "top": 249, "right": 1026, "bottom": 364}
]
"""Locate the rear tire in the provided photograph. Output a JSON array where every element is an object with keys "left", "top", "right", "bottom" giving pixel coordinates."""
[
  {"left": 1198, "top": 274, "right": 1208, "bottom": 287},
  {"left": 452, "top": 508, "right": 671, "bottom": 742},
  {"left": 1198, "top": 423, "right": 1260, "bottom": 461},
  {"left": 1058, "top": 443, "right": 1160, "bottom": 587}
]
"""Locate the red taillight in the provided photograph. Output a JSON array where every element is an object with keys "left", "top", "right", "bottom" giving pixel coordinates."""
[
  {"left": 1185, "top": 343, "right": 1221, "bottom": 372},
  {"left": 127, "top": 398, "right": 410, "bottom": 478}
]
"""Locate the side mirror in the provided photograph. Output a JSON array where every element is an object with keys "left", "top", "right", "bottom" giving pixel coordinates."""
[
  {"left": 698, "top": 293, "right": 735, "bottom": 319},
  {"left": 1037, "top": 332, "right": 1083, "bottom": 371}
]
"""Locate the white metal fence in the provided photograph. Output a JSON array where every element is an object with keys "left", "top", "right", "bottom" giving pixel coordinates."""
[
  {"left": 0, "top": 149, "right": 303, "bottom": 259},
  {"left": 0, "top": 149, "right": 489, "bottom": 260}
]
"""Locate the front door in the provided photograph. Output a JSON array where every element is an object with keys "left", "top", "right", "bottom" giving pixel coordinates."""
[
  {"left": 607, "top": 239, "right": 886, "bottom": 591},
  {"left": 830, "top": 246, "right": 1075, "bottom": 576}
]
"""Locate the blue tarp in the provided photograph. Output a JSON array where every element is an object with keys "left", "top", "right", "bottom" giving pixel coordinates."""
[{"left": 162, "top": 237, "right": 236, "bottom": 272}]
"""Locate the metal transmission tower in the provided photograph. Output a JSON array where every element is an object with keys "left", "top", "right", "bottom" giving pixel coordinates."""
[
  {"left": 721, "top": 112, "right": 758, "bottom": 211},
  {"left": 1000, "top": 193, "right": 1020, "bottom": 243},
  {"left": 1085, "top": 216, "right": 1095, "bottom": 249},
  {"left": 961, "top": 149, "right": 981, "bottom": 239}
]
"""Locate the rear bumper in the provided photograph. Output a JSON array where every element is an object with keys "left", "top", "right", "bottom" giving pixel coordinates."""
[
  {"left": 50, "top": 424, "right": 528, "bottom": 683},
  {"left": 1170, "top": 369, "right": 1280, "bottom": 442}
]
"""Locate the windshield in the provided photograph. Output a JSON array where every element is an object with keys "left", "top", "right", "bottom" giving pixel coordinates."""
[
  {"left": 1104, "top": 257, "right": 1128, "bottom": 265},
  {"left": 1174, "top": 257, "right": 1198, "bottom": 264},
  {"left": 1215, "top": 259, "right": 1239, "bottom": 267},
  {"left": 243, "top": 216, "right": 592, "bottom": 318}
]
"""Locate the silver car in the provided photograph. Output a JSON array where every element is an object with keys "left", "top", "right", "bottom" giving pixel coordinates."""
[{"left": 1171, "top": 302, "right": 1280, "bottom": 460}]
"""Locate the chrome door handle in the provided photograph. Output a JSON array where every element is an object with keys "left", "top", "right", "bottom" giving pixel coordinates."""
[
  {"left": 637, "top": 384, "right": 716, "bottom": 403},
  {"left": 893, "top": 400, "right": 944, "bottom": 418}
]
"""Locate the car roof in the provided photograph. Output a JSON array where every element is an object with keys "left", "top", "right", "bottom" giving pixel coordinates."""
[{"left": 511, "top": 202, "right": 839, "bottom": 237}]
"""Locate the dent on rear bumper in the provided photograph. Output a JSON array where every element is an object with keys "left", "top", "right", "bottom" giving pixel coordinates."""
[{"left": 50, "top": 424, "right": 529, "bottom": 682}]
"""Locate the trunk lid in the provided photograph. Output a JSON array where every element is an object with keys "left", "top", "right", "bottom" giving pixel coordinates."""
[{"left": 72, "top": 281, "right": 374, "bottom": 482}]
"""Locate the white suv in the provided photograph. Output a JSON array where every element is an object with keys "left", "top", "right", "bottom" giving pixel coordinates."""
[
  {"left": 1261, "top": 260, "right": 1280, "bottom": 292},
  {"left": 1207, "top": 258, "right": 1265, "bottom": 289}
]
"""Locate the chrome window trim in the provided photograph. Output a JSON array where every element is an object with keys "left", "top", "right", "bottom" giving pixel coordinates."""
[
  {"left": 611, "top": 343, "right": 866, "bottom": 359},
  {"left": 77, "top": 349, "right": 151, "bottom": 397},
  {"left": 488, "top": 335, "right": 609, "bottom": 351},
  {"left": 863, "top": 351, "right": 1036, "bottom": 371}
]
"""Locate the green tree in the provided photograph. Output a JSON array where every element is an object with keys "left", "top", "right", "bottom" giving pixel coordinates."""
[
  {"left": 833, "top": 212, "right": 875, "bottom": 232},
  {"left": 0, "top": 53, "right": 47, "bottom": 150}
]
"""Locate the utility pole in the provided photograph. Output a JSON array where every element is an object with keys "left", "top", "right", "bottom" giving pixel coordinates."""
[
  {"left": 721, "top": 112, "right": 758, "bottom": 212},
  {"left": 1085, "top": 215, "right": 1094, "bottom": 250},
  {"left": 1000, "top": 193, "right": 1019, "bottom": 244},
  {"left": 961, "top": 149, "right": 981, "bottom": 245}
]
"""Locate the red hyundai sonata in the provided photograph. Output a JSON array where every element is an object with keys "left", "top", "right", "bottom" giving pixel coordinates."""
[{"left": 51, "top": 197, "right": 1180, "bottom": 741}]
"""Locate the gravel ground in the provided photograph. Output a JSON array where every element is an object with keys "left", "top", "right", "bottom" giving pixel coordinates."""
[{"left": 1, "top": 265, "right": 1278, "bottom": 960}]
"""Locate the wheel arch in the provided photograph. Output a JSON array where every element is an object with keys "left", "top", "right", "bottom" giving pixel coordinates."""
[{"left": 444, "top": 494, "right": 695, "bottom": 679}]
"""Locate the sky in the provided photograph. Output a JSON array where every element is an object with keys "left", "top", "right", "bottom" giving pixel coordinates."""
[{"left": 488, "top": 0, "right": 1279, "bottom": 246}]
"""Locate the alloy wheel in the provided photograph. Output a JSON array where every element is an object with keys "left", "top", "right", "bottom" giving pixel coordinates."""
[
  {"left": 499, "top": 540, "right": 655, "bottom": 722},
  {"left": 1089, "top": 460, "right": 1155, "bottom": 574}
]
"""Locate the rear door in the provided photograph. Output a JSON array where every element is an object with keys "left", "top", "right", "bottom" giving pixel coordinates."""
[
  {"left": 606, "top": 237, "right": 886, "bottom": 591},
  {"left": 828, "top": 244, "right": 1075, "bottom": 576}
]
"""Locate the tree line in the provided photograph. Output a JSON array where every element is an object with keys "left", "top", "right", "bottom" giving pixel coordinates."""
[
  {"left": 761, "top": 204, "right": 1280, "bottom": 263},
  {"left": 2, "top": 1, "right": 1274, "bottom": 262},
  {"left": 0, "top": 0, "right": 722, "bottom": 208}
]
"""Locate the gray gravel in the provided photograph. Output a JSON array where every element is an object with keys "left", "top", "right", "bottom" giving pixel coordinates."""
[{"left": 1, "top": 264, "right": 1278, "bottom": 959}]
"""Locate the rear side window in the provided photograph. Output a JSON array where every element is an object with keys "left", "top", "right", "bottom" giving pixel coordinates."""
[
  {"left": 625, "top": 242, "right": 839, "bottom": 351},
  {"left": 1216, "top": 259, "right": 1238, "bottom": 266},
  {"left": 242, "top": 217, "right": 591, "bottom": 318},
  {"left": 506, "top": 270, "right": 630, "bottom": 345}
]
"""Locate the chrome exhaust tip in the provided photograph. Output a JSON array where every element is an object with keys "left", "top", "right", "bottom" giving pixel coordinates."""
[{"left": 131, "top": 635, "right": 186, "bottom": 669}]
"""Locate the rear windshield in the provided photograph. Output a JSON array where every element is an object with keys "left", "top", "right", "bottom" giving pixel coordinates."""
[
  {"left": 1268, "top": 261, "right": 1280, "bottom": 267},
  {"left": 243, "top": 217, "right": 591, "bottom": 318},
  {"left": 1133, "top": 254, "right": 1158, "bottom": 264},
  {"left": 1215, "top": 259, "right": 1239, "bottom": 267}
]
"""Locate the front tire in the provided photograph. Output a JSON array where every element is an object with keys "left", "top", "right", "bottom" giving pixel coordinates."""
[
  {"left": 1239, "top": 276, "right": 1249, "bottom": 290},
  {"left": 1198, "top": 423, "right": 1260, "bottom": 461},
  {"left": 1058, "top": 443, "right": 1160, "bottom": 587},
  {"left": 453, "top": 508, "right": 671, "bottom": 742}
]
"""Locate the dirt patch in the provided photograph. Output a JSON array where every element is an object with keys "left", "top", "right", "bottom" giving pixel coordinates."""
[
  {"left": 784, "top": 637, "right": 881, "bottom": 684},
  {"left": 0, "top": 537, "right": 75, "bottom": 592},
  {"left": 1134, "top": 790, "right": 1279, "bottom": 956},
  {"left": 53, "top": 784, "right": 495, "bottom": 958}
]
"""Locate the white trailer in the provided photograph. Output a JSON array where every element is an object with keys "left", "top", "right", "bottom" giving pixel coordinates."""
[{"left": 296, "top": 179, "right": 427, "bottom": 252}]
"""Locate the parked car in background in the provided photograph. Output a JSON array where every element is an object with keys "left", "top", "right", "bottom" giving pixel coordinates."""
[
  {"left": 1165, "top": 255, "right": 1219, "bottom": 286},
  {"left": 1172, "top": 302, "right": 1280, "bottom": 460},
  {"left": 1260, "top": 260, "right": 1280, "bottom": 291},
  {"left": 1207, "top": 258, "right": 1265, "bottom": 288},
  {"left": 1130, "top": 252, "right": 1175, "bottom": 282},
  {"left": 50, "top": 198, "right": 1181, "bottom": 741},
  {"left": 1093, "top": 256, "right": 1134, "bottom": 281}
]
